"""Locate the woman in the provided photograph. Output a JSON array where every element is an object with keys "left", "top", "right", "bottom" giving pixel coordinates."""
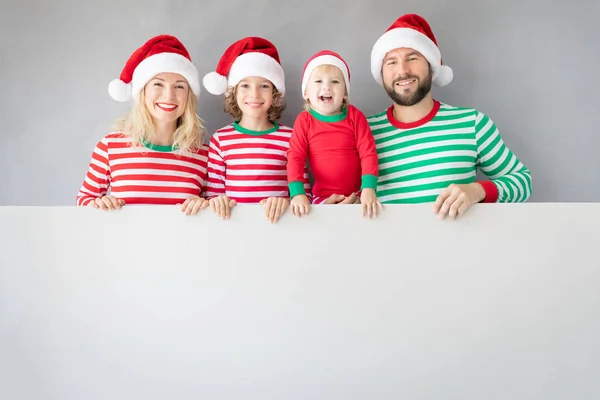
[{"left": 77, "top": 35, "right": 208, "bottom": 215}]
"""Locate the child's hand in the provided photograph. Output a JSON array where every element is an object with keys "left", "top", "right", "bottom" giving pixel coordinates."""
[
  {"left": 290, "top": 194, "right": 311, "bottom": 217},
  {"left": 325, "top": 193, "right": 359, "bottom": 204},
  {"left": 260, "top": 197, "right": 289, "bottom": 223},
  {"left": 209, "top": 195, "right": 237, "bottom": 219},
  {"left": 89, "top": 195, "right": 125, "bottom": 210},
  {"left": 179, "top": 196, "right": 209, "bottom": 215},
  {"left": 360, "top": 189, "right": 383, "bottom": 218}
]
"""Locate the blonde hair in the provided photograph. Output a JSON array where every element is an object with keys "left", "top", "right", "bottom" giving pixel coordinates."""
[
  {"left": 303, "top": 64, "right": 349, "bottom": 112},
  {"left": 224, "top": 85, "right": 286, "bottom": 122},
  {"left": 112, "top": 88, "right": 205, "bottom": 154}
]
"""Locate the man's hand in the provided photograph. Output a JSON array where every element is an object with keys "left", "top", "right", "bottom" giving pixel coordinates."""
[{"left": 433, "top": 183, "right": 486, "bottom": 220}]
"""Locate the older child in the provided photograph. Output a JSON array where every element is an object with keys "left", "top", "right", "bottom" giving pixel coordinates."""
[
  {"left": 76, "top": 35, "right": 209, "bottom": 215},
  {"left": 202, "top": 37, "right": 309, "bottom": 223},
  {"left": 287, "top": 50, "right": 381, "bottom": 218}
]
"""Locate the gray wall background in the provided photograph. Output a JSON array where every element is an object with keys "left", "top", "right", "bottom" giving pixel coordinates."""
[{"left": 1, "top": 0, "right": 598, "bottom": 205}]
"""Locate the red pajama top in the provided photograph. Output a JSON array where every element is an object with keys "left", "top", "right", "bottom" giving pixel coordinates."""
[{"left": 287, "top": 105, "right": 378, "bottom": 200}]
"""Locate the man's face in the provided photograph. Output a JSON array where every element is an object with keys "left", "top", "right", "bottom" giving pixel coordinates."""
[{"left": 381, "top": 48, "right": 432, "bottom": 106}]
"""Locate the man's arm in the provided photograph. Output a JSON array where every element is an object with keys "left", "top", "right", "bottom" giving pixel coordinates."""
[{"left": 475, "top": 112, "right": 532, "bottom": 202}]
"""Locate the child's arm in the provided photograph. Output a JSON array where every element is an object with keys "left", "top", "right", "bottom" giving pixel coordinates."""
[
  {"left": 354, "top": 107, "right": 382, "bottom": 217},
  {"left": 287, "top": 114, "right": 311, "bottom": 216},
  {"left": 353, "top": 107, "right": 379, "bottom": 192},
  {"left": 206, "top": 134, "right": 227, "bottom": 199},
  {"left": 287, "top": 113, "right": 310, "bottom": 199},
  {"left": 76, "top": 137, "right": 121, "bottom": 209},
  {"left": 206, "top": 134, "right": 236, "bottom": 219}
]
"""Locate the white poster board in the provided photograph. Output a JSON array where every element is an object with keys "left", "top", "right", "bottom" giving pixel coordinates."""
[{"left": 1, "top": 204, "right": 599, "bottom": 399}]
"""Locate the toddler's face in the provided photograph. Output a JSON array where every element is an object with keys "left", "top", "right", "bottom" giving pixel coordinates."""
[{"left": 304, "top": 65, "right": 347, "bottom": 116}]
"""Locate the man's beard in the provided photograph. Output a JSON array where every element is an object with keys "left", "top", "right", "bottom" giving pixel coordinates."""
[{"left": 384, "top": 69, "right": 432, "bottom": 107}]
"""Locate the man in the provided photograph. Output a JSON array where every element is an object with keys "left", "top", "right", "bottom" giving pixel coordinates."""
[{"left": 368, "top": 14, "right": 532, "bottom": 219}]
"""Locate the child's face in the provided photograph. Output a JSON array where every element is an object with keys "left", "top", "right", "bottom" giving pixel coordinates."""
[
  {"left": 144, "top": 72, "right": 189, "bottom": 124},
  {"left": 304, "top": 65, "right": 347, "bottom": 116},
  {"left": 235, "top": 77, "right": 274, "bottom": 120}
]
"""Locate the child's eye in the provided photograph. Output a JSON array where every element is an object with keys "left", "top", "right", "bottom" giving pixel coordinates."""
[
  {"left": 261, "top": 84, "right": 270, "bottom": 89},
  {"left": 240, "top": 84, "right": 249, "bottom": 88},
  {"left": 176, "top": 85, "right": 185, "bottom": 89},
  {"left": 314, "top": 80, "right": 322, "bottom": 83},
  {"left": 332, "top": 80, "right": 340, "bottom": 84},
  {"left": 153, "top": 82, "right": 163, "bottom": 86}
]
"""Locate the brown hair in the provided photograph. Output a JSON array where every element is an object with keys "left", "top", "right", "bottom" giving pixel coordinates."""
[{"left": 224, "top": 85, "right": 286, "bottom": 121}]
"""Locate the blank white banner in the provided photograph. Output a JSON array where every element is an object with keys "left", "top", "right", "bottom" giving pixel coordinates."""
[{"left": 1, "top": 204, "right": 599, "bottom": 400}]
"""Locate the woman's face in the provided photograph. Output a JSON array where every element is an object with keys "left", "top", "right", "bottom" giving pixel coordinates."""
[{"left": 144, "top": 72, "right": 189, "bottom": 124}]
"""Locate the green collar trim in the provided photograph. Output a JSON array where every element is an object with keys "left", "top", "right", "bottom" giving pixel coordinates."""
[
  {"left": 141, "top": 139, "right": 176, "bottom": 152},
  {"left": 309, "top": 106, "right": 348, "bottom": 122},
  {"left": 233, "top": 121, "right": 279, "bottom": 135}
]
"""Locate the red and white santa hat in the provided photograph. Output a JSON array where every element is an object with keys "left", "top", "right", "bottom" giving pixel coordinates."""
[
  {"left": 203, "top": 36, "right": 285, "bottom": 96},
  {"left": 301, "top": 50, "right": 351, "bottom": 97},
  {"left": 108, "top": 35, "right": 200, "bottom": 102},
  {"left": 371, "top": 14, "right": 453, "bottom": 87}
]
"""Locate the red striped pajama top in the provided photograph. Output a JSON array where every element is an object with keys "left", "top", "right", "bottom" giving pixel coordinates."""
[
  {"left": 76, "top": 132, "right": 208, "bottom": 206},
  {"left": 206, "top": 122, "right": 310, "bottom": 203}
]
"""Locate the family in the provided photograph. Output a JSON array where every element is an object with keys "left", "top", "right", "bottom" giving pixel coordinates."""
[{"left": 76, "top": 13, "right": 532, "bottom": 223}]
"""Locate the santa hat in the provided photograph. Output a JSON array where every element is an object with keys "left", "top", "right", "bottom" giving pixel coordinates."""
[
  {"left": 301, "top": 50, "right": 351, "bottom": 97},
  {"left": 203, "top": 37, "right": 285, "bottom": 96},
  {"left": 371, "top": 14, "right": 453, "bottom": 87},
  {"left": 108, "top": 34, "right": 200, "bottom": 102}
]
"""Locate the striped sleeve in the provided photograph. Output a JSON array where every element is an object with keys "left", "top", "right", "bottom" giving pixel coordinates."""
[
  {"left": 198, "top": 143, "right": 210, "bottom": 198},
  {"left": 76, "top": 137, "right": 111, "bottom": 206},
  {"left": 205, "top": 134, "right": 226, "bottom": 199},
  {"left": 475, "top": 112, "right": 532, "bottom": 202},
  {"left": 303, "top": 167, "right": 311, "bottom": 199}
]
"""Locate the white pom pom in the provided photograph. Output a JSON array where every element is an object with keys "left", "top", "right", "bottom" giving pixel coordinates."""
[
  {"left": 202, "top": 72, "right": 228, "bottom": 95},
  {"left": 108, "top": 79, "right": 131, "bottom": 102},
  {"left": 433, "top": 65, "right": 454, "bottom": 87}
]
